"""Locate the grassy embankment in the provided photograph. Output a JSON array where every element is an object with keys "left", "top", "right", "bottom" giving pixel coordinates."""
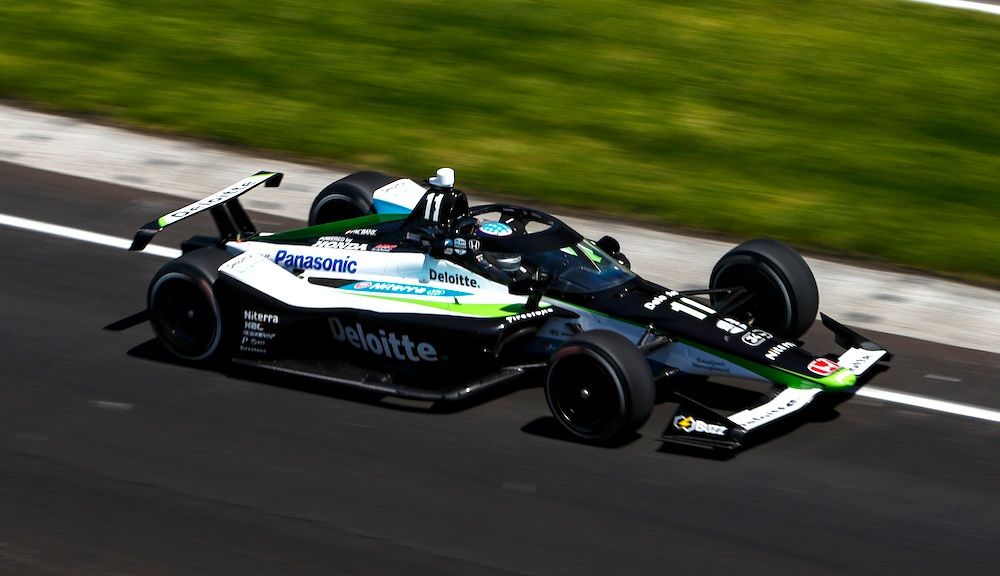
[{"left": 0, "top": 1, "right": 997, "bottom": 281}]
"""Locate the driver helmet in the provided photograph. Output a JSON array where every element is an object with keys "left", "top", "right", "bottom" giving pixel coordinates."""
[{"left": 484, "top": 251, "right": 522, "bottom": 272}]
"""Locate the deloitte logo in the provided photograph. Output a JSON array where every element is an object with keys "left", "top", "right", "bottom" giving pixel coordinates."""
[
  {"left": 328, "top": 317, "right": 438, "bottom": 362},
  {"left": 428, "top": 268, "right": 479, "bottom": 287}
]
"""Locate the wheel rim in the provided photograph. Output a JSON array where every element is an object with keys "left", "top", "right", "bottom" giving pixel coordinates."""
[
  {"left": 150, "top": 273, "right": 220, "bottom": 360},
  {"left": 546, "top": 349, "right": 625, "bottom": 439},
  {"left": 713, "top": 262, "right": 793, "bottom": 334}
]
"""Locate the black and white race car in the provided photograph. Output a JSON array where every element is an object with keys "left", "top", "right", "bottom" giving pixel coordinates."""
[{"left": 130, "top": 168, "right": 890, "bottom": 449}]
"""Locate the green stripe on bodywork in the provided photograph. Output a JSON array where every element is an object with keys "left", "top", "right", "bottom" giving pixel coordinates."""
[
  {"left": 351, "top": 292, "right": 545, "bottom": 318},
  {"left": 681, "top": 339, "right": 855, "bottom": 390},
  {"left": 257, "top": 213, "right": 408, "bottom": 243}
]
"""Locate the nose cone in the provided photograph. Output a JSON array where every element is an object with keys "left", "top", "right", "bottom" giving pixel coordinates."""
[{"left": 824, "top": 368, "right": 857, "bottom": 389}]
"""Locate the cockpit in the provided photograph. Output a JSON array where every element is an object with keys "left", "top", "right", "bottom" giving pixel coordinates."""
[{"left": 459, "top": 205, "right": 636, "bottom": 294}]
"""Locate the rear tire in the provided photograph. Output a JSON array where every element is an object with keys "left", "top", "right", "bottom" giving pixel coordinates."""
[
  {"left": 709, "top": 238, "right": 818, "bottom": 340},
  {"left": 148, "top": 248, "right": 233, "bottom": 362},
  {"left": 308, "top": 171, "right": 397, "bottom": 226},
  {"left": 544, "top": 330, "right": 654, "bottom": 444}
]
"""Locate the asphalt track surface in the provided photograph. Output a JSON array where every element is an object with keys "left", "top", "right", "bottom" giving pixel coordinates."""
[{"left": 1, "top": 162, "right": 998, "bottom": 575}]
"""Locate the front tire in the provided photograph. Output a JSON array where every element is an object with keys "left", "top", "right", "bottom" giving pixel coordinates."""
[
  {"left": 544, "top": 330, "right": 654, "bottom": 444},
  {"left": 308, "top": 171, "right": 397, "bottom": 226},
  {"left": 709, "top": 238, "right": 819, "bottom": 340},
  {"left": 148, "top": 248, "right": 233, "bottom": 362}
]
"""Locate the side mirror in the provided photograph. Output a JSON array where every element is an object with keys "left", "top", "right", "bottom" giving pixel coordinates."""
[
  {"left": 595, "top": 235, "right": 620, "bottom": 256},
  {"left": 509, "top": 274, "right": 549, "bottom": 310},
  {"left": 508, "top": 278, "right": 538, "bottom": 296}
]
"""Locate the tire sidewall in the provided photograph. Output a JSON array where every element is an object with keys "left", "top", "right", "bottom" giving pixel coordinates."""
[
  {"left": 149, "top": 270, "right": 223, "bottom": 361},
  {"left": 147, "top": 248, "right": 232, "bottom": 363},
  {"left": 308, "top": 171, "right": 397, "bottom": 226},
  {"left": 544, "top": 330, "right": 654, "bottom": 443},
  {"left": 710, "top": 238, "right": 818, "bottom": 340}
]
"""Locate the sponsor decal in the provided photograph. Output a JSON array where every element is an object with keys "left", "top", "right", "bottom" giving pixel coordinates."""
[
  {"left": 717, "top": 317, "right": 748, "bottom": 335},
  {"left": 161, "top": 175, "right": 268, "bottom": 224},
  {"left": 808, "top": 358, "right": 841, "bottom": 376},
  {"left": 505, "top": 308, "right": 553, "bottom": 323},
  {"left": 644, "top": 290, "right": 715, "bottom": 320},
  {"left": 765, "top": 341, "right": 796, "bottom": 361},
  {"left": 329, "top": 318, "right": 438, "bottom": 362},
  {"left": 345, "top": 228, "right": 377, "bottom": 236},
  {"left": 740, "top": 398, "right": 801, "bottom": 428},
  {"left": 692, "top": 356, "right": 731, "bottom": 374},
  {"left": 477, "top": 221, "right": 513, "bottom": 237},
  {"left": 453, "top": 237, "right": 467, "bottom": 256},
  {"left": 644, "top": 290, "right": 679, "bottom": 311},
  {"left": 673, "top": 415, "right": 728, "bottom": 436},
  {"left": 741, "top": 328, "right": 772, "bottom": 346},
  {"left": 373, "top": 178, "right": 426, "bottom": 213},
  {"left": 371, "top": 243, "right": 397, "bottom": 252},
  {"left": 240, "top": 309, "right": 279, "bottom": 354},
  {"left": 312, "top": 236, "right": 368, "bottom": 250},
  {"left": 274, "top": 249, "right": 357, "bottom": 273},
  {"left": 244, "top": 310, "right": 279, "bottom": 324},
  {"left": 467, "top": 238, "right": 481, "bottom": 251},
  {"left": 341, "top": 281, "right": 464, "bottom": 297},
  {"left": 226, "top": 252, "right": 264, "bottom": 273},
  {"left": 428, "top": 268, "right": 479, "bottom": 287}
]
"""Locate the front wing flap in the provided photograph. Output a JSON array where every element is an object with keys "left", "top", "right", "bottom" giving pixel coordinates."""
[{"left": 661, "top": 388, "right": 821, "bottom": 450}]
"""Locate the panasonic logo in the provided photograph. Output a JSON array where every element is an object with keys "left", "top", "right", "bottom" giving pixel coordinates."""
[
  {"left": 274, "top": 249, "right": 357, "bottom": 273},
  {"left": 329, "top": 318, "right": 437, "bottom": 362}
]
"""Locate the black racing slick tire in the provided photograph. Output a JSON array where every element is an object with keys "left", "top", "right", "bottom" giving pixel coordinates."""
[
  {"left": 307, "top": 171, "right": 398, "bottom": 226},
  {"left": 147, "top": 248, "right": 233, "bottom": 363},
  {"left": 544, "top": 330, "right": 655, "bottom": 444},
  {"left": 709, "top": 238, "right": 819, "bottom": 340}
]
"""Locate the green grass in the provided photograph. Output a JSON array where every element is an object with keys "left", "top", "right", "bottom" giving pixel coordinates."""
[{"left": 1, "top": 1, "right": 998, "bottom": 281}]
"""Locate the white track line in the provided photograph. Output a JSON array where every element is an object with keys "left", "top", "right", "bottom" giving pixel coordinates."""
[
  {"left": 909, "top": 0, "right": 1000, "bottom": 15},
  {"left": 2, "top": 212, "right": 998, "bottom": 424},
  {"left": 856, "top": 387, "right": 1000, "bottom": 423},
  {"left": 0, "top": 213, "right": 181, "bottom": 259}
]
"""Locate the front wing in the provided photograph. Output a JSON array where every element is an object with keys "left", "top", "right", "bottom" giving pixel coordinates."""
[{"left": 661, "top": 314, "right": 890, "bottom": 450}]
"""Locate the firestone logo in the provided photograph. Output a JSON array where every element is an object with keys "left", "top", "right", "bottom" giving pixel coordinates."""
[{"left": 505, "top": 308, "right": 553, "bottom": 323}]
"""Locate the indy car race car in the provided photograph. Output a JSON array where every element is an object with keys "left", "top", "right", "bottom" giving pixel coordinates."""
[{"left": 130, "top": 168, "right": 891, "bottom": 449}]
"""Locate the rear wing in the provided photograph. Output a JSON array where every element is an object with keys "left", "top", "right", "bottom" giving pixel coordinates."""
[{"left": 130, "top": 171, "right": 283, "bottom": 252}]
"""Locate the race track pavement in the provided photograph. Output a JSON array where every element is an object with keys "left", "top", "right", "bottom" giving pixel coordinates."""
[
  {"left": 0, "top": 164, "right": 997, "bottom": 575},
  {"left": 1, "top": 103, "right": 999, "bottom": 355}
]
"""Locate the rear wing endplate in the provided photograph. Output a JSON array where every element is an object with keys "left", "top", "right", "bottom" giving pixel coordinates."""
[{"left": 129, "top": 171, "right": 282, "bottom": 252}]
